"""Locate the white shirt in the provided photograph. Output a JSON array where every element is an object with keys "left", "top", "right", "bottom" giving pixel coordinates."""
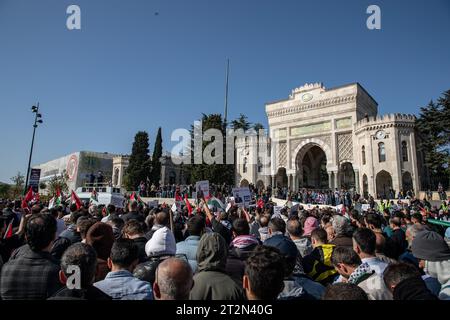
[{"left": 362, "top": 257, "right": 388, "bottom": 276}]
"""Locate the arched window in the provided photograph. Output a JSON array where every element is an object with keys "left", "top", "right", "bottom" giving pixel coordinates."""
[
  {"left": 243, "top": 157, "right": 248, "bottom": 173},
  {"left": 378, "top": 142, "right": 386, "bottom": 162},
  {"left": 401, "top": 141, "right": 408, "bottom": 162},
  {"left": 362, "top": 146, "right": 366, "bottom": 165}
]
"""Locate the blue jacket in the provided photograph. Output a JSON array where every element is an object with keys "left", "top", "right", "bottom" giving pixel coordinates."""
[
  {"left": 176, "top": 235, "right": 201, "bottom": 273},
  {"left": 94, "top": 270, "right": 153, "bottom": 300}
]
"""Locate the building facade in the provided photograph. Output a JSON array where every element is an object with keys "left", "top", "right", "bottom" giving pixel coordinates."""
[
  {"left": 236, "top": 82, "right": 425, "bottom": 198},
  {"left": 34, "top": 151, "right": 117, "bottom": 193}
]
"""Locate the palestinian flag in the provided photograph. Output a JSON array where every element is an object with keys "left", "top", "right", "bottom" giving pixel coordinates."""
[
  {"left": 257, "top": 198, "right": 264, "bottom": 209},
  {"left": 49, "top": 189, "right": 62, "bottom": 209},
  {"left": 71, "top": 190, "right": 82, "bottom": 210},
  {"left": 21, "top": 187, "right": 34, "bottom": 209},
  {"left": 90, "top": 189, "right": 99, "bottom": 204},
  {"left": 207, "top": 196, "right": 226, "bottom": 211},
  {"left": 3, "top": 220, "right": 13, "bottom": 239},
  {"left": 130, "top": 192, "right": 146, "bottom": 207},
  {"left": 185, "top": 193, "right": 193, "bottom": 216},
  {"left": 175, "top": 192, "right": 183, "bottom": 202}
]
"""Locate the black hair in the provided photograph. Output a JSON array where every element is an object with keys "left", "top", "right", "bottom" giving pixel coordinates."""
[
  {"left": 25, "top": 213, "right": 57, "bottom": 251},
  {"left": 232, "top": 218, "right": 250, "bottom": 236},
  {"left": 268, "top": 217, "right": 286, "bottom": 234},
  {"left": 244, "top": 245, "right": 285, "bottom": 300},
  {"left": 323, "top": 283, "right": 368, "bottom": 300},
  {"left": 311, "top": 228, "right": 328, "bottom": 244},
  {"left": 61, "top": 243, "right": 97, "bottom": 288},
  {"left": 411, "top": 213, "right": 423, "bottom": 223},
  {"left": 110, "top": 239, "right": 139, "bottom": 268},
  {"left": 107, "top": 204, "right": 116, "bottom": 213},
  {"left": 383, "top": 262, "right": 421, "bottom": 290},
  {"left": 331, "top": 246, "right": 361, "bottom": 267},
  {"left": 78, "top": 219, "right": 95, "bottom": 239},
  {"left": 352, "top": 228, "right": 376, "bottom": 255},
  {"left": 187, "top": 215, "right": 205, "bottom": 237},
  {"left": 365, "top": 213, "right": 383, "bottom": 229}
]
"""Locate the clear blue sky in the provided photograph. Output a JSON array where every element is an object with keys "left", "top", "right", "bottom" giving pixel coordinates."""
[{"left": 0, "top": 0, "right": 449, "bottom": 183}]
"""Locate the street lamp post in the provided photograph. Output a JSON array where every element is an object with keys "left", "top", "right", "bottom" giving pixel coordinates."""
[{"left": 24, "top": 103, "right": 43, "bottom": 194}]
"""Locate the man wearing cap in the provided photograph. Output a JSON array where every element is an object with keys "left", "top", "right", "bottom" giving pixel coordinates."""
[{"left": 411, "top": 230, "right": 450, "bottom": 300}]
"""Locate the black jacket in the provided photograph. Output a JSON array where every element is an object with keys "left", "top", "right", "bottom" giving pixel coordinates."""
[
  {"left": 133, "top": 236, "right": 149, "bottom": 263},
  {"left": 121, "top": 211, "right": 144, "bottom": 223},
  {"left": 393, "top": 276, "right": 438, "bottom": 300},
  {"left": 0, "top": 245, "right": 62, "bottom": 300},
  {"left": 48, "top": 286, "right": 112, "bottom": 300},
  {"left": 225, "top": 243, "right": 258, "bottom": 287}
]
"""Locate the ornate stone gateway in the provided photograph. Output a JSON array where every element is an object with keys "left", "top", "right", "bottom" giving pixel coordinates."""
[{"left": 235, "top": 82, "right": 424, "bottom": 198}]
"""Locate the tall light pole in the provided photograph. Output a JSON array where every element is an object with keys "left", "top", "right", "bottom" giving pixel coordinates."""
[{"left": 24, "top": 103, "right": 43, "bottom": 194}]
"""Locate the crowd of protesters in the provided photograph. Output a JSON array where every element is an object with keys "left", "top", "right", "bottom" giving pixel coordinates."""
[{"left": 0, "top": 183, "right": 449, "bottom": 301}]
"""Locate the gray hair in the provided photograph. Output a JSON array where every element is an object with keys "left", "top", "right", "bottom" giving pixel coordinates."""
[{"left": 332, "top": 215, "right": 350, "bottom": 236}]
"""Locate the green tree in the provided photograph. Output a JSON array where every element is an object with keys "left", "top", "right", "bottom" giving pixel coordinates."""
[
  {"left": 188, "top": 114, "right": 234, "bottom": 185},
  {"left": 416, "top": 89, "right": 450, "bottom": 189},
  {"left": 150, "top": 127, "right": 163, "bottom": 185},
  {"left": 10, "top": 172, "right": 25, "bottom": 198},
  {"left": 124, "top": 131, "right": 152, "bottom": 191},
  {"left": 253, "top": 123, "right": 264, "bottom": 132},
  {"left": 231, "top": 113, "right": 251, "bottom": 131},
  {"left": 48, "top": 171, "right": 69, "bottom": 195},
  {"left": 0, "top": 183, "right": 11, "bottom": 199}
]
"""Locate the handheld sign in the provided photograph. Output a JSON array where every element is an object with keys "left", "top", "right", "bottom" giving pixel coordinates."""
[
  {"left": 195, "top": 181, "right": 210, "bottom": 199},
  {"left": 232, "top": 187, "right": 251, "bottom": 207}
]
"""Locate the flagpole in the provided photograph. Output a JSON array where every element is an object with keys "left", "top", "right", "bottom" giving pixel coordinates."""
[{"left": 223, "top": 59, "right": 229, "bottom": 128}]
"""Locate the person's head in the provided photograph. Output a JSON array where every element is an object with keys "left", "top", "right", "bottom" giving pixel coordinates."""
[
  {"left": 411, "top": 213, "right": 423, "bottom": 224},
  {"left": 259, "top": 215, "right": 269, "bottom": 228},
  {"left": 365, "top": 213, "right": 383, "bottom": 231},
  {"left": 331, "top": 246, "right": 361, "bottom": 279},
  {"left": 196, "top": 233, "right": 228, "bottom": 272},
  {"left": 108, "top": 239, "right": 139, "bottom": 272},
  {"left": 268, "top": 217, "right": 286, "bottom": 235},
  {"left": 155, "top": 210, "right": 170, "bottom": 226},
  {"left": 322, "top": 283, "right": 368, "bottom": 300},
  {"left": 78, "top": 219, "right": 95, "bottom": 241},
  {"left": 331, "top": 215, "right": 350, "bottom": 236},
  {"left": 145, "top": 226, "right": 177, "bottom": 258},
  {"left": 60, "top": 243, "right": 97, "bottom": 289},
  {"left": 243, "top": 245, "right": 285, "bottom": 300},
  {"left": 303, "top": 216, "right": 319, "bottom": 237},
  {"left": 286, "top": 218, "right": 302, "bottom": 239},
  {"left": 389, "top": 217, "right": 402, "bottom": 229},
  {"left": 352, "top": 228, "right": 376, "bottom": 258},
  {"left": 70, "top": 203, "right": 79, "bottom": 213},
  {"left": 232, "top": 218, "right": 250, "bottom": 238},
  {"left": 383, "top": 262, "right": 422, "bottom": 293},
  {"left": 25, "top": 213, "right": 57, "bottom": 252},
  {"left": 123, "top": 220, "right": 145, "bottom": 239},
  {"left": 86, "top": 222, "right": 115, "bottom": 261},
  {"left": 153, "top": 258, "right": 193, "bottom": 300},
  {"left": 311, "top": 228, "right": 328, "bottom": 247},
  {"left": 187, "top": 215, "right": 205, "bottom": 237},
  {"left": 107, "top": 204, "right": 116, "bottom": 214}
]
